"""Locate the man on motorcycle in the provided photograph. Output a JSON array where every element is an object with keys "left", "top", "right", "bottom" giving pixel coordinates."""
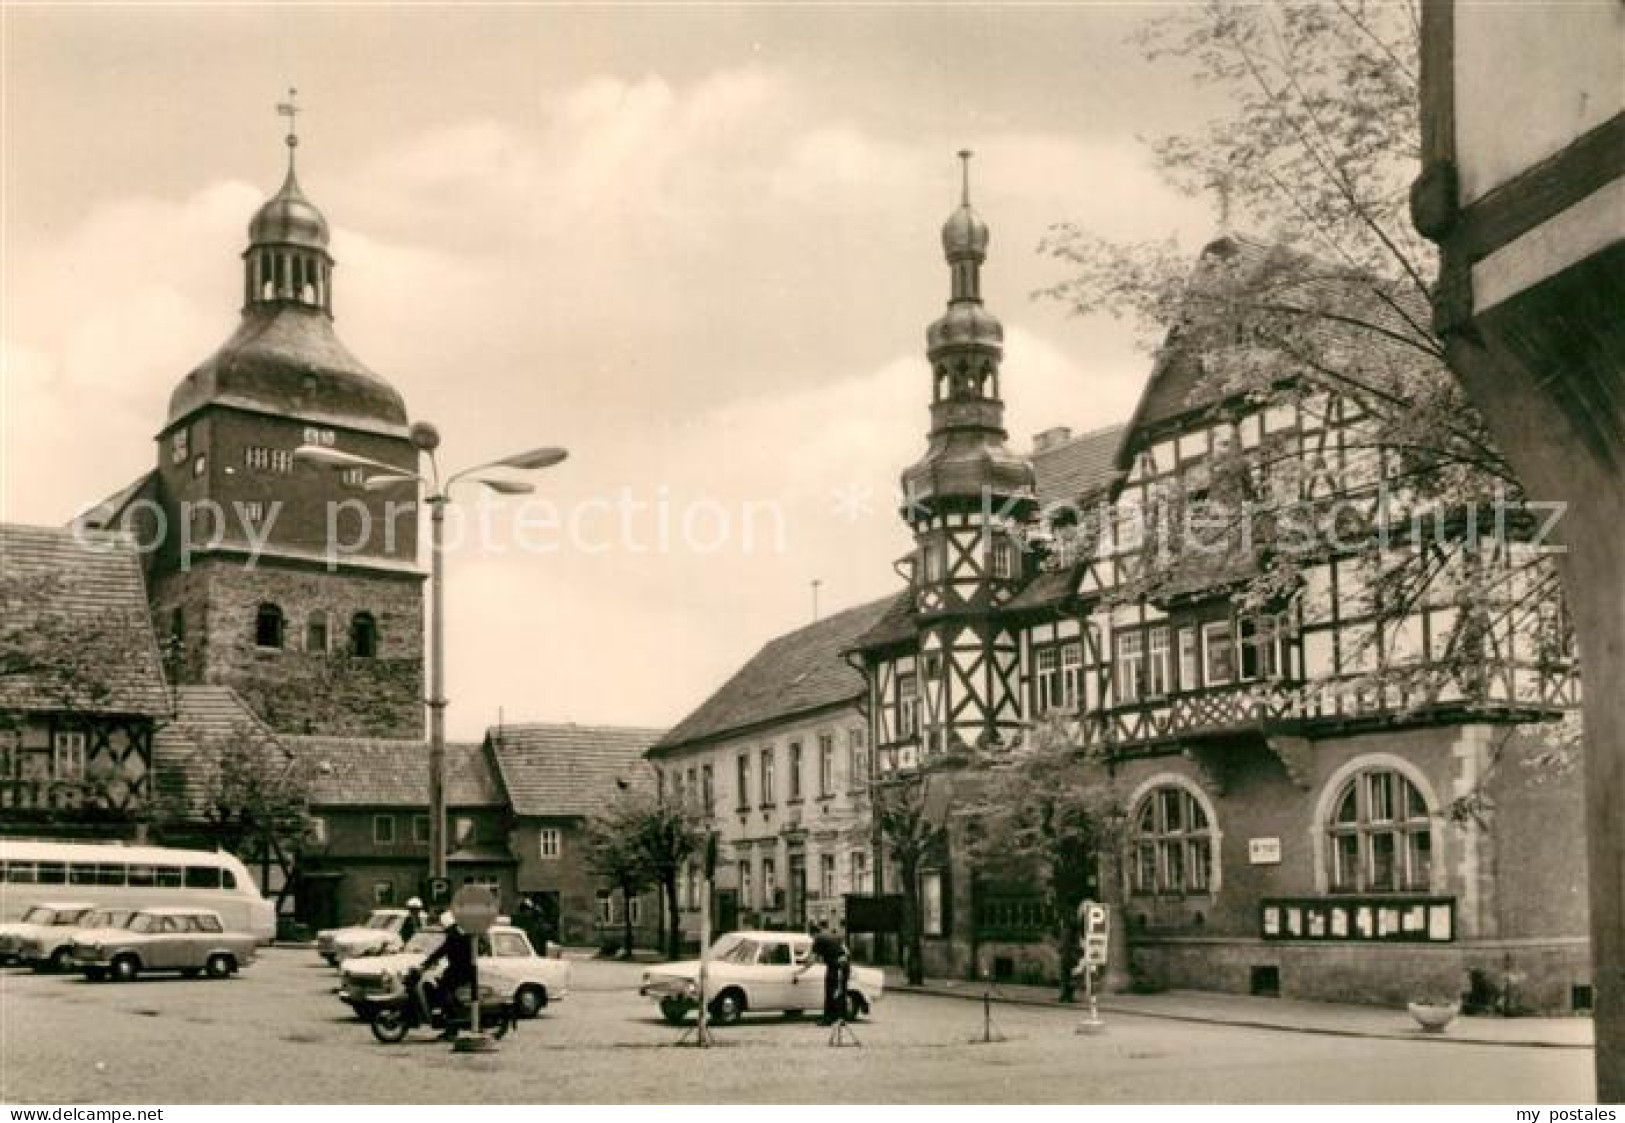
[{"left": 420, "top": 912, "right": 477, "bottom": 1039}]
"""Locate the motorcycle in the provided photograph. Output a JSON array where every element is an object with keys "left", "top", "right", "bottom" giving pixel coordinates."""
[{"left": 368, "top": 965, "right": 518, "bottom": 1044}]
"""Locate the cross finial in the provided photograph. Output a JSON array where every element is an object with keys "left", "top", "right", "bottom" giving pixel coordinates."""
[
  {"left": 276, "top": 86, "right": 301, "bottom": 153},
  {"left": 958, "top": 149, "right": 973, "bottom": 206}
]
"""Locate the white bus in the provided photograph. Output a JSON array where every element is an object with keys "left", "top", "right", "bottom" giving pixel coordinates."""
[{"left": 0, "top": 840, "right": 276, "bottom": 943}]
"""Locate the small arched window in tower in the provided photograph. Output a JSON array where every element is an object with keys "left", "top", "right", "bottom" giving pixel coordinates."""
[
  {"left": 255, "top": 603, "right": 286, "bottom": 650},
  {"left": 170, "top": 606, "right": 185, "bottom": 646},
  {"left": 350, "top": 612, "right": 379, "bottom": 659},
  {"left": 306, "top": 611, "right": 330, "bottom": 655}
]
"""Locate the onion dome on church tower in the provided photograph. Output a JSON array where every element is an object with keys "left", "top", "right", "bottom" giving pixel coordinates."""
[
  {"left": 165, "top": 92, "right": 408, "bottom": 437},
  {"left": 901, "top": 152, "right": 1035, "bottom": 516}
]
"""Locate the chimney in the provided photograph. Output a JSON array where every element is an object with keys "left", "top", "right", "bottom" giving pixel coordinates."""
[{"left": 1033, "top": 426, "right": 1073, "bottom": 453}]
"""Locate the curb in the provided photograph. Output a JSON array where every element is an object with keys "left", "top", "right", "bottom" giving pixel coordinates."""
[{"left": 890, "top": 983, "right": 1593, "bottom": 1050}]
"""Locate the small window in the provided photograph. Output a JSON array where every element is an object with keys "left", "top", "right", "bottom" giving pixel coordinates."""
[
  {"left": 373, "top": 881, "right": 394, "bottom": 905},
  {"left": 154, "top": 866, "right": 183, "bottom": 888},
  {"left": 341, "top": 467, "right": 365, "bottom": 488},
  {"left": 373, "top": 815, "right": 396, "bottom": 845},
  {"left": 788, "top": 743, "right": 803, "bottom": 801},
  {"left": 195, "top": 914, "right": 223, "bottom": 933},
  {"left": 241, "top": 500, "right": 264, "bottom": 523},
  {"left": 538, "top": 828, "right": 561, "bottom": 859},
  {"left": 184, "top": 866, "right": 222, "bottom": 889},
  {"left": 1147, "top": 626, "right": 1172, "bottom": 698},
  {"left": 192, "top": 455, "right": 207, "bottom": 478},
  {"left": 351, "top": 612, "right": 378, "bottom": 658},
  {"left": 991, "top": 536, "right": 1017, "bottom": 579},
  {"left": 1115, "top": 631, "right": 1145, "bottom": 704},
  {"left": 759, "top": 747, "right": 776, "bottom": 806},
  {"left": 36, "top": 862, "right": 66, "bottom": 885},
  {"left": 1203, "top": 620, "right": 1237, "bottom": 686},
  {"left": 820, "top": 853, "right": 837, "bottom": 899},
  {"left": 52, "top": 731, "right": 87, "bottom": 781},
  {"left": 413, "top": 814, "right": 430, "bottom": 844},
  {"left": 702, "top": 764, "right": 714, "bottom": 813},
  {"left": 897, "top": 673, "right": 919, "bottom": 739},
  {"left": 255, "top": 603, "right": 286, "bottom": 649},
  {"left": 818, "top": 734, "right": 835, "bottom": 797},
  {"left": 171, "top": 429, "right": 189, "bottom": 464},
  {"left": 302, "top": 427, "right": 336, "bottom": 448},
  {"left": 221, "top": 869, "right": 237, "bottom": 889},
  {"left": 306, "top": 611, "right": 329, "bottom": 654},
  {"left": 736, "top": 752, "right": 751, "bottom": 810}
]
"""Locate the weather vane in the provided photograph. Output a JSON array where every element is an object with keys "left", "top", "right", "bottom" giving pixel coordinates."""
[{"left": 958, "top": 148, "right": 973, "bottom": 205}]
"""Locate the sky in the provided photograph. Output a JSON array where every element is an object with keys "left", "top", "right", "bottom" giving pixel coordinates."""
[{"left": 1, "top": 4, "right": 1219, "bottom": 739}]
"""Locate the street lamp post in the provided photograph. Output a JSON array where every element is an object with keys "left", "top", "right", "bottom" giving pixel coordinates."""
[{"left": 295, "top": 424, "right": 567, "bottom": 890}]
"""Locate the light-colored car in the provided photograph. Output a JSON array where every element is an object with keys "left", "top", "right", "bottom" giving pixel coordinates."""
[
  {"left": 640, "top": 930, "right": 884, "bottom": 1025},
  {"left": 0, "top": 902, "right": 96, "bottom": 970},
  {"left": 71, "top": 906, "right": 257, "bottom": 982},
  {"left": 316, "top": 908, "right": 412, "bottom": 965},
  {"left": 337, "top": 924, "right": 570, "bottom": 1019}
]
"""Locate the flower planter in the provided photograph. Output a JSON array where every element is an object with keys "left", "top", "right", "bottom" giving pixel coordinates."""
[{"left": 1407, "top": 1001, "right": 1460, "bottom": 1033}]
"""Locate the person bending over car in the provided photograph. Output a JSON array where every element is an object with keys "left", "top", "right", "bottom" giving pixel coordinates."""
[{"left": 795, "top": 921, "right": 850, "bottom": 1025}]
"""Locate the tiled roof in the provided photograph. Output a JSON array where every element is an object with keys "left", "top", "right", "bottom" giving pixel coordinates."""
[
  {"left": 488, "top": 725, "right": 666, "bottom": 817},
  {"left": 845, "top": 590, "right": 916, "bottom": 653},
  {"left": 653, "top": 596, "right": 895, "bottom": 753},
  {"left": 151, "top": 685, "right": 289, "bottom": 816},
  {"left": 1128, "top": 234, "right": 1429, "bottom": 437},
  {"left": 1032, "top": 423, "right": 1126, "bottom": 510},
  {"left": 71, "top": 472, "right": 158, "bottom": 533},
  {"left": 287, "top": 736, "right": 500, "bottom": 808},
  {"left": 0, "top": 524, "right": 171, "bottom": 717}
]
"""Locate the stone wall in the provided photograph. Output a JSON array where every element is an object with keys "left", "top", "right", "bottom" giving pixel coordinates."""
[{"left": 151, "top": 556, "right": 423, "bottom": 739}]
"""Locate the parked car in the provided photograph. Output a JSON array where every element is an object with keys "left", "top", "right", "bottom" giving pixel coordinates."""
[
  {"left": 0, "top": 902, "right": 95, "bottom": 969},
  {"left": 19, "top": 907, "right": 139, "bottom": 972},
  {"left": 338, "top": 924, "right": 570, "bottom": 1020},
  {"left": 640, "top": 930, "right": 884, "bottom": 1025},
  {"left": 316, "top": 908, "right": 412, "bottom": 965},
  {"left": 71, "top": 906, "right": 257, "bottom": 982}
]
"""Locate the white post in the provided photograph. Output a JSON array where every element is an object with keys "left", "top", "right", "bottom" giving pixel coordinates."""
[{"left": 696, "top": 876, "right": 713, "bottom": 1044}]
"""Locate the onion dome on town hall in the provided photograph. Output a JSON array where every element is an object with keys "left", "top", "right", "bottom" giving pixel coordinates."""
[
  {"left": 901, "top": 152, "right": 1036, "bottom": 516},
  {"left": 165, "top": 92, "right": 408, "bottom": 437}
]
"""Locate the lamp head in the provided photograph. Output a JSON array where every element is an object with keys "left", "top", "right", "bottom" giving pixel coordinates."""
[{"left": 496, "top": 447, "right": 568, "bottom": 471}]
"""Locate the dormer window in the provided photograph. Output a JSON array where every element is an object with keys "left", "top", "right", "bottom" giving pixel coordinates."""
[
  {"left": 171, "top": 429, "right": 189, "bottom": 464},
  {"left": 302, "top": 427, "right": 336, "bottom": 448}
]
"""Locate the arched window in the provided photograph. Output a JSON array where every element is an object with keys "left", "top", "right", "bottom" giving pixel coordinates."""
[
  {"left": 254, "top": 603, "right": 285, "bottom": 649},
  {"left": 306, "top": 611, "right": 329, "bottom": 654},
  {"left": 350, "top": 612, "right": 378, "bottom": 658},
  {"left": 1130, "top": 784, "right": 1213, "bottom": 896},
  {"left": 1326, "top": 768, "right": 1433, "bottom": 893}
]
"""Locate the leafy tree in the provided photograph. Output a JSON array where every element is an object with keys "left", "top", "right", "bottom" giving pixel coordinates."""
[
  {"left": 1035, "top": 0, "right": 1576, "bottom": 775},
  {"left": 964, "top": 715, "right": 1126, "bottom": 1001},
  {"left": 872, "top": 773, "right": 946, "bottom": 986},
  {"left": 152, "top": 720, "right": 315, "bottom": 914},
  {"left": 582, "top": 794, "right": 655, "bottom": 955},
  {"left": 590, "top": 789, "right": 701, "bottom": 959}
]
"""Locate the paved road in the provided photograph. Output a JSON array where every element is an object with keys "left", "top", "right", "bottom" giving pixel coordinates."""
[{"left": 0, "top": 950, "right": 1596, "bottom": 1103}]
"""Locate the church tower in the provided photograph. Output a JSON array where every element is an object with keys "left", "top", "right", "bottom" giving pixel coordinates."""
[
  {"left": 900, "top": 153, "right": 1037, "bottom": 755},
  {"left": 145, "top": 97, "right": 425, "bottom": 738}
]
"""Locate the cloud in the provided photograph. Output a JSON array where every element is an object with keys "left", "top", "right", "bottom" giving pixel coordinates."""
[{"left": 4, "top": 61, "right": 1209, "bottom": 735}]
